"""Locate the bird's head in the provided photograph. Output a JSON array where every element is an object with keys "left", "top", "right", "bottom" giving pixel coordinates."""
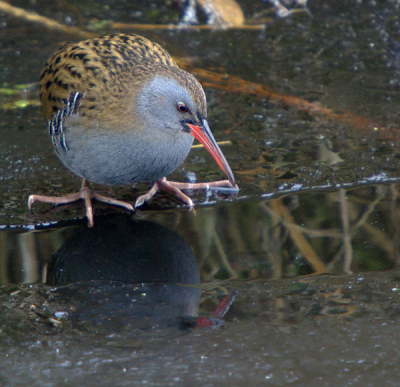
[{"left": 136, "top": 67, "right": 236, "bottom": 186}]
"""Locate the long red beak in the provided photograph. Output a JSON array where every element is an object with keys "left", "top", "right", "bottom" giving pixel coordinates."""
[{"left": 187, "top": 120, "right": 236, "bottom": 186}]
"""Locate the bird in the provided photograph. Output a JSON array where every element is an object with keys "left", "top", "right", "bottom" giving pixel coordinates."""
[{"left": 28, "top": 33, "right": 238, "bottom": 227}]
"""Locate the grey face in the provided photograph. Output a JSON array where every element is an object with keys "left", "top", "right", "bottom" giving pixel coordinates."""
[{"left": 137, "top": 76, "right": 202, "bottom": 133}]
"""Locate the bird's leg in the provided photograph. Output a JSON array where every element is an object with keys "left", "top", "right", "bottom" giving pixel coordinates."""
[
  {"left": 28, "top": 179, "right": 134, "bottom": 227},
  {"left": 134, "top": 177, "right": 239, "bottom": 209},
  {"left": 134, "top": 177, "right": 191, "bottom": 209},
  {"left": 80, "top": 180, "right": 95, "bottom": 227},
  {"left": 167, "top": 180, "right": 238, "bottom": 192},
  {"left": 135, "top": 177, "right": 194, "bottom": 209},
  {"left": 155, "top": 178, "right": 194, "bottom": 209},
  {"left": 134, "top": 181, "right": 158, "bottom": 208}
]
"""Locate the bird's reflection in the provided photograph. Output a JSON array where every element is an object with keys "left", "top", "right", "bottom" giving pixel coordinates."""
[
  {"left": 47, "top": 214, "right": 202, "bottom": 333},
  {"left": 47, "top": 214, "right": 199, "bottom": 286}
]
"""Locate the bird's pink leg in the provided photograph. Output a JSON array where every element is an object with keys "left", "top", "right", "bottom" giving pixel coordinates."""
[
  {"left": 28, "top": 179, "right": 134, "bottom": 227},
  {"left": 134, "top": 181, "right": 160, "bottom": 208},
  {"left": 134, "top": 177, "right": 238, "bottom": 209},
  {"left": 135, "top": 177, "right": 194, "bottom": 209},
  {"left": 167, "top": 180, "right": 238, "bottom": 191}
]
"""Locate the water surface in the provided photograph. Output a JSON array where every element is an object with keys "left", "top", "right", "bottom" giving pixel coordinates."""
[{"left": 1, "top": 1, "right": 400, "bottom": 385}]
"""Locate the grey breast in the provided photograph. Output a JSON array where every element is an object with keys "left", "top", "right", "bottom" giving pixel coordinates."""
[{"left": 52, "top": 116, "right": 194, "bottom": 185}]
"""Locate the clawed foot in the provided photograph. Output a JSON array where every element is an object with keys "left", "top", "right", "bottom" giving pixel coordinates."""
[
  {"left": 28, "top": 178, "right": 239, "bottom": 226},
  {"left": 134, "top": 177, "right": 239, "bottom": 209},
  {"left": 28, "top": 179, "right": 134, "bottom": 227}
]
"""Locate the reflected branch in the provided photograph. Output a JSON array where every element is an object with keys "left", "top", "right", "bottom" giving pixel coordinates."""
[
  {"left": 351, "top": 191, "right": 385, "bottom": 232},
  {"left": 213, "top": 231, "right": 238, "bottom": 279},
  {"left": 289, "top": 224, "right": 343, "bottom": 239},
  {"left": 349, "top": 191, "right": 392, "bottom": 257},
  {"left": 339, "top": 188, "right": 353, "bottom": 274},
  {"left": 268, "top": 199, "right": 328, "bottom": 274}
]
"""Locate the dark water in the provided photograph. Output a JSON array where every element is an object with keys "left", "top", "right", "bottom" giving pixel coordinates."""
[{"left": 2, "top": 1, "right": 400, "bottom": 385}]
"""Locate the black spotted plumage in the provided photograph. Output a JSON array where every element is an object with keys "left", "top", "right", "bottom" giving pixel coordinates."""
[{"left": 39, "top": 34, "right": 181, "bottom": 121}]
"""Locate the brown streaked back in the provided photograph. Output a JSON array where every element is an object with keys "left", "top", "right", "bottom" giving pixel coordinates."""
[{"left": 39, "top": 34, "right": 178, "bottom": 121}]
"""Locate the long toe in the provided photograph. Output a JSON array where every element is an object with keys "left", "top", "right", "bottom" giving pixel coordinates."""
[
  {"left": 167, "top": 179, "right": 239, "bottom": 192},
  {"left": 134, "top": 182, "right": 159, "bottom": 208},
  {"left": 28, "top": 180, "right": 134, "bottom": 227},
  {"left": 156, "top": 178, "right": 194, "bottom": 209}
]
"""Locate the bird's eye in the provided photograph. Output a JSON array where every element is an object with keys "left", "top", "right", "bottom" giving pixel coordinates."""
[{"left": 177, "top": 102, "right": 188, "bottom": 113}]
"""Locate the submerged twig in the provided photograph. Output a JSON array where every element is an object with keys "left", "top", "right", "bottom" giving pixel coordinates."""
[
  {"left": 0, "top": 1, "right": 96, "bottom": 38},
  {"left": 112, "top": 23, "right": 264, "bottom": 31},
  {"left": 184, "top": 67, "right": 400, "bottom": 140},
  {"left": 0, "top": 1, "right": 263, "bottom": 36}
]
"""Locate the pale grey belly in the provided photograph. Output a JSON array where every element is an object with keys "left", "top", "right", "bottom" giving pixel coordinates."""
[{"left": 54, "top": 130, "right": 194, "bottom": 186}]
